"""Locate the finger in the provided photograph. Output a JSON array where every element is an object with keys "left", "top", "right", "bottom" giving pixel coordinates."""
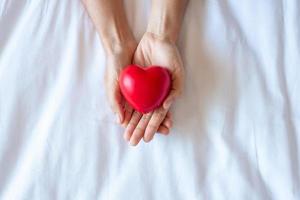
[
  {"left": 166, "top": 111, "right": 172, "bottom": 119},
  {"left": 144, "top": 107, "right": 168, "bottom": 142},
  {"left": 157, "top": 125, "right": 170, "bottom": 135},
  {"left": 133, "top": 49, "right": 146, "bottom": 66},
  {"left": 163, "top": 68, "right": 184, "bottom": 109},
  {"left": 162, "top": 111, "right": 172, "bottom": 129},
  {"left": 130, "top": 112, "right": 153, "bottom": 145},
  {"left": 157, "top": 115, "right": 171, "bottom": 135},
  {"left": 123, "top": 111, "right": 142, "bottom": 141},
  {"left": 163, "top": 89, "right": 178, "bottom": 110},
  {"left": 162, "top": 118, "right": 173, "bottom": 129},
  {"left": 122, "top": 102, "right": 134, "bottom": 127},
  {"left": 112, "top": 85, "right": 125, "bottom": 124},
  {"left": 157, "top": 121, "right": 170, "bottom": 135},
  {"left": 146, "top": 125, "right": 170, "bottom": 140}
]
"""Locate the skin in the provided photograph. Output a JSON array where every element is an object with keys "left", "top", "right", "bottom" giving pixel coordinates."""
[{"left": 81, "top": 0, "right": 188, "bottom": 146}]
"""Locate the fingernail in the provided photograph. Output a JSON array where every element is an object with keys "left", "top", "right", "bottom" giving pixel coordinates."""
[
  {"left": 143, "top": 135, "right": 152, "bottom": 143},
  {"left": 130, "top": 139, "right": 137, "bottom": 146}
]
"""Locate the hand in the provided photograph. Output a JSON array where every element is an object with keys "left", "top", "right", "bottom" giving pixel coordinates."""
[
  {"left": 104, "top": 41, "right": 137, "bottom": 125},
  {"left": 81, "top": 0, "right": 140, "bottom": 125},
  {"left": 105, "top": 40, "right": 173, "bottom": 132},
  {"left": 123, "top": 32, "right": 184, "bottom": 146}
]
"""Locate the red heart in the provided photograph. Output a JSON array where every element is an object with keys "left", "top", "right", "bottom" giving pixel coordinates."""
[{"left": 119, "top": 65, "right": 171, "bottom": 114}]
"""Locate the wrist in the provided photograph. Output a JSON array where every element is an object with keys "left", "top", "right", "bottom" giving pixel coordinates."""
[
  {"left": 146, "top": 0, "right": 188, "bottom": 43},
  {"left": 142, "top": 31, "right": 176, "bottom": 46},
  {"left": 102, "top": 30, "right": 137, "bottom": 55},
  {"left": 105, "top": 38, "right": 137, "bottom": 61},
  {"left": 147, "top": 16, "right": 179, "bottom": 43},
  {"left": 97, "top": 10, "right": 136, "bottom": 54},
  {"left": 82, "top": 0, "right": 136, "bottom": 55}
]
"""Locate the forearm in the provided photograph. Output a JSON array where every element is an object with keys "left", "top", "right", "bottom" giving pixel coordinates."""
[
  {"left": 147, "top": 0, "right": 188, "bottom": 43},
  {"left": 81, "top": 0, "right": 135, "bottom": 54}
]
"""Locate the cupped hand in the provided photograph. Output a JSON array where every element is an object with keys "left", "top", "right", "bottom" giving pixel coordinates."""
[
  {"left": 123, "top": 32, "right": 184, "bottom": 146},
  {"left": 104, "top": 41, "right": 137, "bottom": 125}
]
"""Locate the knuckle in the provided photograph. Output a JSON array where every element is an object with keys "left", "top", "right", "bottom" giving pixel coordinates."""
[
  {"left": 157, "top": 112, "right": 165, "bottom": 119},
  {"left": 133, "top": 126, "right": 145, "bottom": 136},
  {"left": 128, "top": 121, "right": 137, "bottom": 127},
  {"left": 156, "top": 108, "right": 166, "bottom": 118},
  {"left": 141, "top": 114, "right": 151, "bottom": 122},
  {"left": 147, "top": 123, "right": 158, "bottom": 132}
]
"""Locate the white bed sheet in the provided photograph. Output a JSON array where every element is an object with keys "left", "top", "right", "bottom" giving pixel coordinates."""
[{"left": 0, "top": 0, "right": 300, "bottom": 199}]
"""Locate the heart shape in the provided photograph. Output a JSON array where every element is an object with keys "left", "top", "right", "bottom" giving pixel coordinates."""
[{"left": 119, "top": 65, "right": 171, "bottom": 114}]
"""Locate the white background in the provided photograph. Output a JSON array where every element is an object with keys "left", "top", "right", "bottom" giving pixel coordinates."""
[{"left": 0, "top": 0, "right": 299, "bottom": 199}]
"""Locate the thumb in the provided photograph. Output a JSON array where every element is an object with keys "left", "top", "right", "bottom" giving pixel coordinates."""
[
  {"left": 163, "top": 74, "right": 183, "bottom": 110},
  {"left": 112, "top": 85, "right": 125, "bottom": 124},
  {"left": 163, "top": 89, "right": 179, "bottom": 110}
]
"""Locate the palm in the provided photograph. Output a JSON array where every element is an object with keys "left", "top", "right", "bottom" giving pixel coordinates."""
[{"left": 133, "top": 33, "right": 183, "bottom": 77}]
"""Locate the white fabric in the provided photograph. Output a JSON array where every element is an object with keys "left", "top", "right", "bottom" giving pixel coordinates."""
[{"left": 0, "top": 0, "right": 299, "bottom": 199}]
